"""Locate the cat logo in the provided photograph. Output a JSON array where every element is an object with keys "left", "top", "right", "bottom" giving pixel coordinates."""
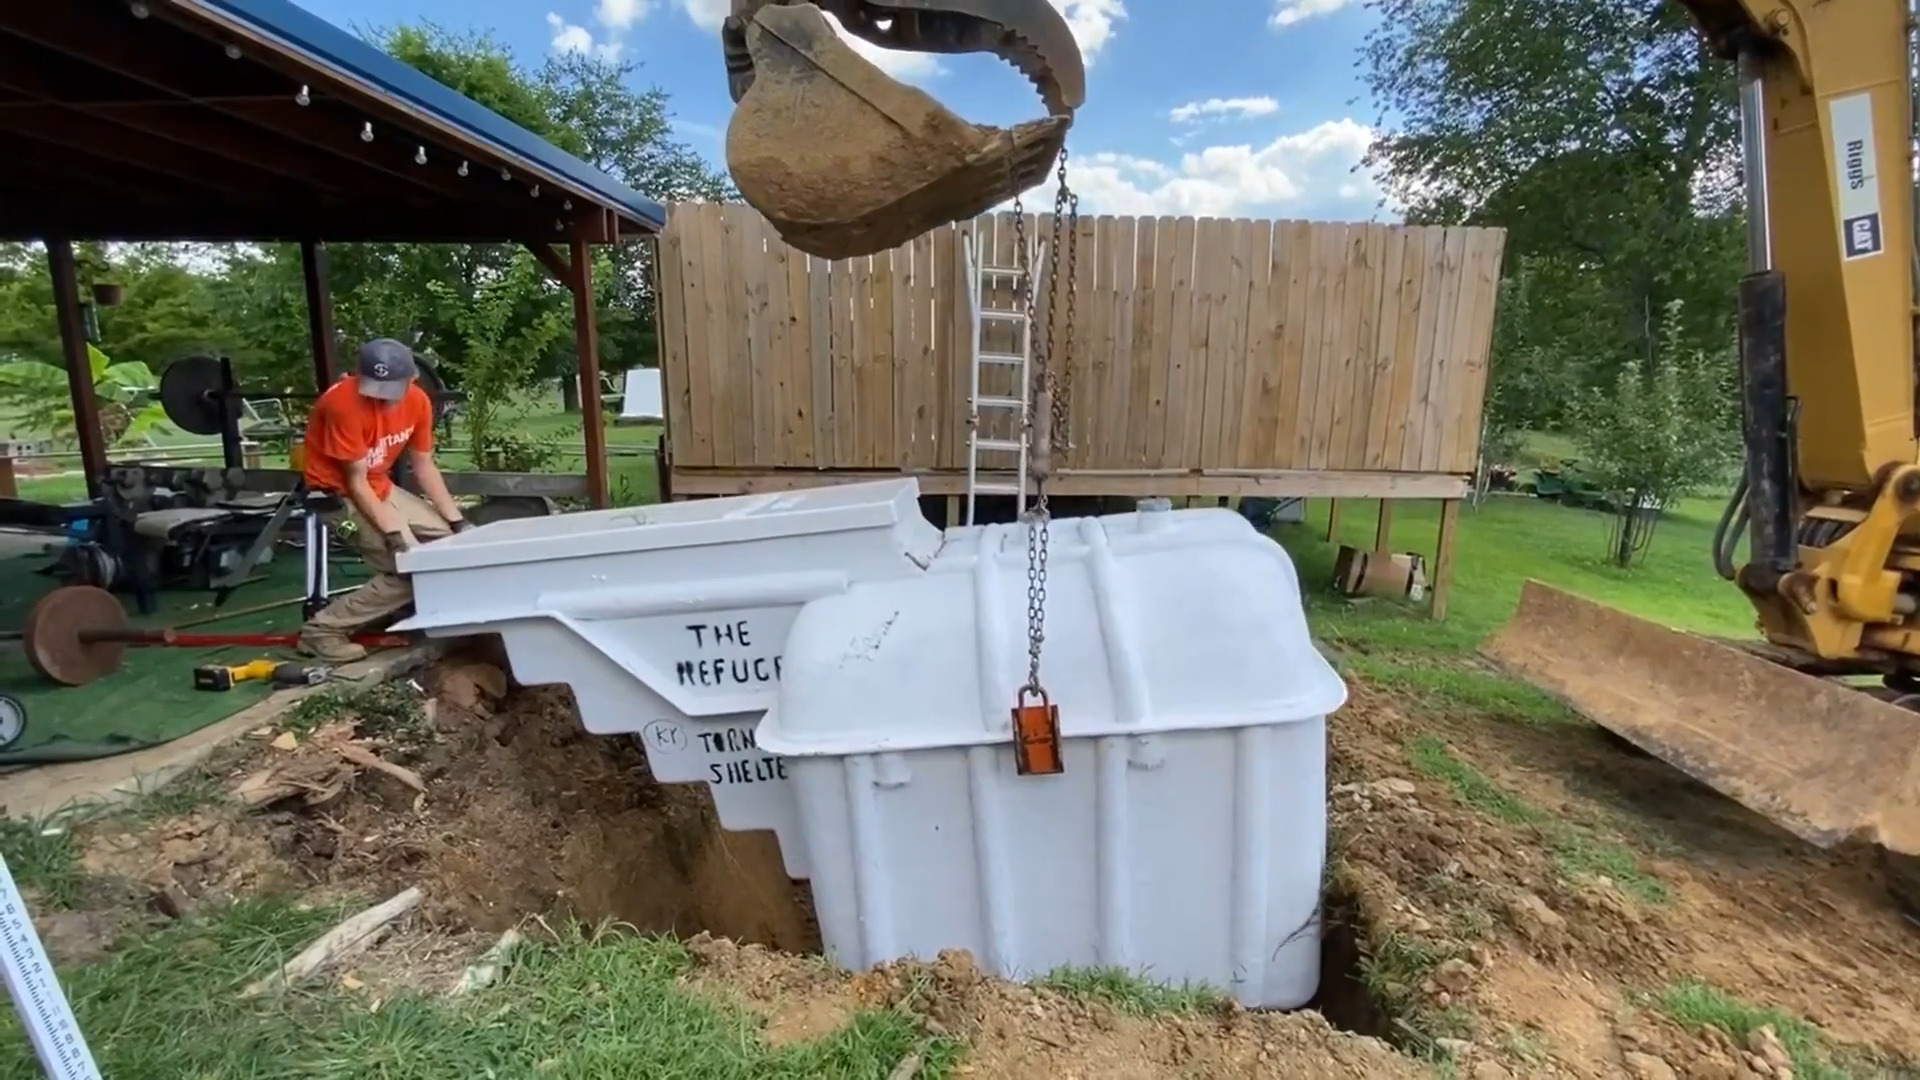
[{"left": 1830, "top": 93, "right": 1885, "bottom": 261}]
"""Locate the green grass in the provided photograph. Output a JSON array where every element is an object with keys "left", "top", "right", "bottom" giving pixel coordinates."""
[
  {"left": 0, "top": 900, "right": 959, "bottom": 1080},
  {"left": 1649, "top": 980, "right": 1852, "bottom": 1080},
  {"left": 1281, "top": 492, "right": 1755, "bottom": 659},
  {"left": 0, "top": 817, "right": 81, "bottom": 907},
  {"left": 1034, "top": 965, "right": 1227, "bottom": 1016},
  {"left": 114, "top": 767, "right": 227, "bottom": 823},
  {"left": 1511, "top": 430, "right": 1579, "bottom": 470},
  {"left": 1352, "top": 928, "right": 1477, "bottom": 1063},
  {"left": 1405, "top": 736, "right": 1543, "bottom": 826},
  {"left": 1405, "top": 736, "right": 1669, "bottom": 905},
  {"left": 1337, "top": 651, "right": 1581, "bottom": 726},
  {"left": 282, "top": 680, "right": 433, "bottom": 749}
]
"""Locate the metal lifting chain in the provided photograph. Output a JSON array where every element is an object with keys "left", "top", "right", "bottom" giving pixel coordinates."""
[{"left": 1007, "top": 148, "right": 1078, "bottom": 696}]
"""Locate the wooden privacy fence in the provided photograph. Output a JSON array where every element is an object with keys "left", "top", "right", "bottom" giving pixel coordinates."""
[{"left": 655, "top": 202, "right": 1506, "bottom": 495}]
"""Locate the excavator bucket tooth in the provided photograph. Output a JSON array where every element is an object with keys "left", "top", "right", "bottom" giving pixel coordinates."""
[
  {"left": 1482, "top": 580, "right": 1920, "bottom": 858},
  {"left": 821, "top": 0, "right": 1087, "bottom": 115},
  {"left": 725, "top": 2, "right": 1073, "bottom": 261},
  {"left": 726, "top": 0, "right": 1087, "bottom": 117}
]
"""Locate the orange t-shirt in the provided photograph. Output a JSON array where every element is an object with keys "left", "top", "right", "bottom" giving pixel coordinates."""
[{"left": 302, "top": 377, "right": 435, "bottom": 501}]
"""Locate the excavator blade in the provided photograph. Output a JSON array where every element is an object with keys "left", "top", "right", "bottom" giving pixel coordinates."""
[
  {"left": 725, "top": 2, "right": 1072, "bottom": 261},
  {"left": 1482, "top": 580, "right": 1920, "bottom": 857}
]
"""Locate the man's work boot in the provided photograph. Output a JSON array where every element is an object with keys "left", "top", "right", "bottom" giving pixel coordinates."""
[{"left": 298, "top": 629, "right": 368, "bottom": 664}]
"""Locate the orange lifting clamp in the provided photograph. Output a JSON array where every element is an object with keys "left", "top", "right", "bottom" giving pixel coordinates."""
[{"left": 1012, "top": 684, "right": 1063, "bottom": 776}]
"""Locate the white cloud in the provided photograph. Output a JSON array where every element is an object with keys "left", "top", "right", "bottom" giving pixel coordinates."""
[
  {"left": 1009, "top": 120, "right": 1390, "bottom": 220},
  {"left": 1270, "top": 0, "right": 1360, "bottom": 28},
  {"left": 596, "top": 0, "right": 649, "bottom": 30},
  {"left": 546, "top": 1, "right": 649, "bottom": 61},
  {"left": 546, "top": 12, "right": 595, "bottom": 54},
  {"left": 673, "top": 0, "right": 726, "bottom": 31},
  {"left": 1052, "top": 0, "right": 1125, "bottom": 65},
  {"left": 1170, "top": 96, "right": 1280, "bottom": 124}
]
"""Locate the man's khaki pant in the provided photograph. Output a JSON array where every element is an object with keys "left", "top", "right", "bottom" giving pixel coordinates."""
[{"left": 304, "top": 487, "right": 451, "bottom": 634}]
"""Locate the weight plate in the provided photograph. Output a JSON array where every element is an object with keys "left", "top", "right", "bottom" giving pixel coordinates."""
[
  {"left": 24, "top": 585, "right": 131, "bottom": 688},
  {"left": 415, "top": 359, "right": 457, "bottom": 423},
  {"left": 159, "top": 355, "right": 228, "bottom": 436},
  {"left": 0, "top": 696, "right": 26, "bottom": 751}
]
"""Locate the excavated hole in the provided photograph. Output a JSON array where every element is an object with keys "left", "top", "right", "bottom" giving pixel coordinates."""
[
  {"left": 273, "top": 678, "right": 821, "bottom": 951},
  {"left": 1304, "top": 882, "right": 1395, "bottom": 1040}
]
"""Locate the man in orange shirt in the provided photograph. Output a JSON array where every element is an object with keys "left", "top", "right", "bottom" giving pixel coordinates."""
[{"left": 298, "top": 339, "right": 468, "bottom": 662}]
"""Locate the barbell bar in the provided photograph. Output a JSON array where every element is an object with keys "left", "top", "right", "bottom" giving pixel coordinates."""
[{"left": 18, "top": 585, "right": 408, "bottom": 688}]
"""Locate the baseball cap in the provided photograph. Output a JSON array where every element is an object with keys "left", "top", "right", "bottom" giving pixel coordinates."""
[{"left": 356, "top": 339, "right": 418, "bottom": 401}]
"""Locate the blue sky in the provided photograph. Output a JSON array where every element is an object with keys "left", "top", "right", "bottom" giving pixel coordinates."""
[{"left": 296, "top": 0, "right": 1392, "bottom": 221}]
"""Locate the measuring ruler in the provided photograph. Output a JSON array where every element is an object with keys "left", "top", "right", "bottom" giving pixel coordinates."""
[{"left": 0, "top": 854, "right": 100, "bottom": 1079}]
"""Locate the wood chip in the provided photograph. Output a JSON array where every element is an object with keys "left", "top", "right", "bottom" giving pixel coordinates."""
[
  {"left": 336, "top": 743, "right": 426, "bottom": 794},
  {"left": 231, "top": 768, "right": 288, "bottom": 806},
  {"left": 242, "top": 887, "right": 423, "bottom": 997},
  {"left": 270, "top": 731, "right": 299, "bottom": 751},
  {"left": 312, "top": 722, "right": 357, "bottom": 748},
  {"left": 451, "top": 927, "right": 525, "bottom": 995}
]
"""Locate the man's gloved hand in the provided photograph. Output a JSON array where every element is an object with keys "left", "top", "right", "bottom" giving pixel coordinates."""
[
  {"left": 382, "top": 530, "right": 412, "bottom": 555},
  {"left": 449, "top": 517, "right": 472, "bottom": 534}
]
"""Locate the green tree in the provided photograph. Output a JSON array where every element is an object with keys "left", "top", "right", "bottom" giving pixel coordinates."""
[
  {"left": 535, "top": 49, "right": 731, "bottom": 408},
  {"left": 1572, "top": 302, "right": 1740, "bottom": 566},
  {"left": 1481, "top": 256, "right": 1583, "bottom": 462},
  {"left": 0, "top": 243, "right": 234, "bottom": 446},
  {"left": 0, "top": 343, "right": 168, "bottom": 447},
  {"left": 215, "top": 23, "right": 729, "bottom": 416},
  {"left": 1362, "top": 0, "right": 1746, "bottom": 401},
  {"left": 429, "top": 251, "right": 571, "bottom": 469}
]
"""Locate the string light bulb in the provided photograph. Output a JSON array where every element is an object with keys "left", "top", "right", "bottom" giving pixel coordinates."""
[
  {"left": 224, "top": 44, "right": 242, "bottom": 59},
  {"left": 500, "top": 167, "right": 512, "bottom": 181},
  {"left": 295, "top": 85, "right": 310, "bottom": 106},
  {"left": 129, "top": 2, "right": 149, "bottom": 18},
  {"left": 414, "top": 145, "right": 428, "bottom": 165},
  {"left": 530, "top": 184, "right": 540, "bottom": 198},
  {"left": 457, "top": 160, "right": 470, "bottom": 177},
  {"left": 360, "top": 121, "right": 374, "bottom": 143},
  {"left": 562, "top": 199, "right": 573, "bottom": 211}
]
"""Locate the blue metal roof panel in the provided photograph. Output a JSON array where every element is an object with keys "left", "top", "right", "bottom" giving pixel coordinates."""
[{"left": 175, "top": 0, "right": 669, "bottom": 232}]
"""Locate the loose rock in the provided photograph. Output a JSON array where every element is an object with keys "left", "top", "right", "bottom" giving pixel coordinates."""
[{"left": 1623, "top": 1051, "right": 1679, "bottom": 1080}]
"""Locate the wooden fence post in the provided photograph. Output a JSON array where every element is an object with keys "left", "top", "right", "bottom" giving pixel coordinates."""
[{"left": 1431, "top": 499, "right": 1461, "bottom": 620}]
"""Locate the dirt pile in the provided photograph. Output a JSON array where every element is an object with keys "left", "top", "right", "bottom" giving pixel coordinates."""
[
  {"left": 1327, "top": 681, "right": 1920, "bottom": 1078},
  {"left": 684, "top": 934, "right": 1428, "bottom": 1080},
  {"left": 74, "top": 658, "right": 814, "bottom": 953}
]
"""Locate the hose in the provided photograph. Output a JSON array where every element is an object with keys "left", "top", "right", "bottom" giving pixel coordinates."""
[{"left": 1712, "top": 471, "right": 1749, "bottom": 582}]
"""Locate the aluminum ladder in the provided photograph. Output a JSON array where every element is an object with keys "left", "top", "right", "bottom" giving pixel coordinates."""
[{"left": 962, "top": 229, "right": 1045, "bottom": 526}]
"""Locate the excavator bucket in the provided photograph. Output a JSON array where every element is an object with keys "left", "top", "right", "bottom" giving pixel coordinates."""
[
  {"left": 1482, "top": 580, "right": 1920, "bottom": 858},
  {"left": 722, "top": 1, "right": 1083, "bottom": 261}
]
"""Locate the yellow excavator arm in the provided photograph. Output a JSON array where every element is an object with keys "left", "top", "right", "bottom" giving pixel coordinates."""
[
  {"left": 1490, "top": 1, "right": 1920, "bottom": 906},
  {"left": 1682, "top": 0, "right": 1916, "bottom": 494},
  {"left": 717, "top": 0, "right": 1086, "bottom": 260}
]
